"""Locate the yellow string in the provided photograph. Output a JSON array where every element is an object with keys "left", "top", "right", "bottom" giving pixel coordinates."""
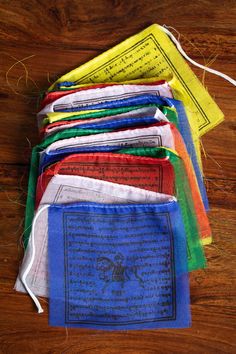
[{"left": 4, "top": 53, "right": 41, "bottom": 97}]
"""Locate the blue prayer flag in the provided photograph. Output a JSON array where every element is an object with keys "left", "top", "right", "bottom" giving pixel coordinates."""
[{"left": 48, "top": 202, "right": 191, "bottom": 330}]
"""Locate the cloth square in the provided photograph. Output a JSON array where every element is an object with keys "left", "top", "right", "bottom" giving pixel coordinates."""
[
  {"left": 41, "top": 106, "right": 167, "bottom": 138},
  {"left": 40, "top": 80, "right": 168, "bottom": 108},
  {"left": 15, "top": 175, "right": 174, "bottom": 297},
  {"left": 34, "top": 151, "right": 206, "bottom": 271},
  {"left": 40, "top": 93, "right": 208, "bottom": 210},
  {"left": 37, "top": 82, "right": 173, "bottom": 122},
  {"left": 36, "top": 153, "right": 174, "bottom": 208},
  {"left": 38, "top": 123, "right": 210, "bottom": 243},
  {"left": 48, "top": 202, "right": 191, "bottom": 329}
]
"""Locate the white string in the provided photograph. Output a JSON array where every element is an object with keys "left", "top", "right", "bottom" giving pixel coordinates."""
[
  {"left": 21, "top": 204, "right": 50, "bottom": 313},
  {"left": 160, "top": 25, "right": 236, "bottom": 87}
]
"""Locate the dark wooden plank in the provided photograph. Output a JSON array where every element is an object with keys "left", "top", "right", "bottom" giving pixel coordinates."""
[
  {"left": 0, "top": 0, "right": 235, "bottom": 353},
  {"left": 0, "top": 0, "right": 236, "bottom": 55}
]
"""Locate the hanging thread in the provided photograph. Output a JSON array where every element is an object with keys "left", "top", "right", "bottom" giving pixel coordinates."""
[
  {"left": 21, "top": 204, "right": 50, "bottom": 313},
  {"left": 161, "top": 25, "right": 236, "bottom": 87}
]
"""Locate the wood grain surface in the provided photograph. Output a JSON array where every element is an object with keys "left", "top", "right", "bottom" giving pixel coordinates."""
[{"left": 0, "top": 1, "right": 235, "bottom": 353}]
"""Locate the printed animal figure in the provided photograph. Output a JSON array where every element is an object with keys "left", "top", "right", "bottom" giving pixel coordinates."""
[
  {"left": 96, "top": 253, "right": 144, "bottom": 292},
  {"left": 112, "top": 253, "right": 126, "bottom": 282}
]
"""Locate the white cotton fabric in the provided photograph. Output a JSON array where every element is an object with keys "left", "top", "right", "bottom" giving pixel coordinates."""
[
  {"left": 43, "top": 106, "right": 168, "bottom": 137},
  {"left": 37, "top": 82, "right": 173, "bottom": 121},
  {"left": 42, "top": 124, "right": 174, "bottom": 158},
  {"left": 15, "top": 175, "right": 175, "bottom": 297}
]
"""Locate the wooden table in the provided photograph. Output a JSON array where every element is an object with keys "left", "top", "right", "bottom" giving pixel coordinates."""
[{"left": 0, "top": 1, "right": 235, "bottom": 353}]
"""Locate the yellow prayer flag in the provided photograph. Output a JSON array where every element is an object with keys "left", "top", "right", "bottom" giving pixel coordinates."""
[{"left": 49, "top": 24, "right": 224, "bottom": 138}]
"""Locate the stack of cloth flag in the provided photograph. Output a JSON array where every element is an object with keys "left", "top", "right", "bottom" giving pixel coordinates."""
[{"left": 15, "top": 24, "right": 224, "bottom": 330}]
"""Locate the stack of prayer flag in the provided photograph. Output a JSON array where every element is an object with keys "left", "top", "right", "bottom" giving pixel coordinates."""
[{"left": 15, "top": 24, "right": 224, "bottom": 330}]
